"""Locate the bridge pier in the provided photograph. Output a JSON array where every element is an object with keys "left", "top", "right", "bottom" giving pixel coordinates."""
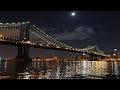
[
  {"left": 15, "top": 45, "right": 32, "bottom": 62},
  {"left": 15, "top": 22, "right": 32, "bottom": 62},
  {"left": 88, "top": 55, "right": 99, "bottom": 61},
  {"left": 101, "top": 56, "right": 106, "bottom": 60},
  {"left": 88, "top": 55, "right": 106, "bottom": 61}
]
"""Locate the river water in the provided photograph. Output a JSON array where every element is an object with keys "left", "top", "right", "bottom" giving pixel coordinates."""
[{"left": 0, "top": 59, "right": 120, "bottom": 79}]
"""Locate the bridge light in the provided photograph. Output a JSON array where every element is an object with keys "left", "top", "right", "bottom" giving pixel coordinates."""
[
  {"left": 26, "top": 41, "right": 31, "bottom": 43},
  {"left": 6, "top": 23, "right": 9, "bottom": 24},
  {"left": 114, "top": 49, "right": 117, "bottom": 51},
  {"left": 24, "top": 38, "right": 26, "bottom": 40},
  {"left": 46, "top": 45, "right": 49, "bottom": 46},
  {"left": 113, "top": 54, "right": 116, "bottom": 56},
  {"left": 22, "top": 22, "right": 25, "bottom": 24},
  {"left": 83, "top": 53, "right": 86, "bottom": 56},
  {"left": 0, "top": 23, "right": 2, "bottom": 24},
  {"left": 37, "top": 28, "right": 39, "bottom": 29},
  {"left": 65, "top": 48, "right": 68, "bottom": 49},
  {"left": 12, "top": 23, "right": 15, "bottom": 24},
  {"left": 57, "top": 46, "right": 60, "bottom": 48},
  {"left": 48, "top": 42, "right": 50, "bottom": 44},
  {"left": 26, "top": 22, "right": 30, "bottom": 23},
  {"left": 0, "top": 35, "right": 3, "bottom": 38}
]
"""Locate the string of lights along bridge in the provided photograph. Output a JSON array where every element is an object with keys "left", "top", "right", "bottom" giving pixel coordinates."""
[{"left": 0, "top": 22, "right": 109, "bottom": 61}]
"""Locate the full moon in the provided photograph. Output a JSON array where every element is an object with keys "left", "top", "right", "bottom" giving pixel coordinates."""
[{"left": 71, "top": 12, "right": 76, "bottom": 16}]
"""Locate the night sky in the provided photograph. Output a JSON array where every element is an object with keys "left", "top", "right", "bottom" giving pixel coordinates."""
[{"left": 0, "top": 11, "right": 120, "bottom": 58}]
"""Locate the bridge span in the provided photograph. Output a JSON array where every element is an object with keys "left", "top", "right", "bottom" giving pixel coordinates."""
[{"left": 0, "top": 22, "right": 109, "bottom": 62}]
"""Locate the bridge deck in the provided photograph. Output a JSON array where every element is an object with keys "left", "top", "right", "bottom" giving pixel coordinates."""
[{"left": 0, "top": 40, "right": 107, "bottom": 57}]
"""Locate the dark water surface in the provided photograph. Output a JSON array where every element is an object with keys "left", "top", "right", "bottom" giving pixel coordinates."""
[{"left": 0, "top": 59, "right": 120, "bottom": 79}]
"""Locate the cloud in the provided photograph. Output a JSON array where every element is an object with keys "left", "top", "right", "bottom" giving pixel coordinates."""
[{"left": 53, "top": 26, "right": 96, "bottom": 40}]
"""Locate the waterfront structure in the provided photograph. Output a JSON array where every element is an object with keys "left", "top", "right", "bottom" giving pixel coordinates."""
[{"left": 0, "top": 22, "right": 109, "bottom": 62}]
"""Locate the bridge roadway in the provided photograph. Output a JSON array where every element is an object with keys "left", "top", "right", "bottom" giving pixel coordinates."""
[{"left": 0, "top": 39, "right": 107, "bottom": 57}]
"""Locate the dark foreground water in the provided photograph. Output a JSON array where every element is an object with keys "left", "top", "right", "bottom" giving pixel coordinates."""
[{"left": 0, "top": 59, "right": 120, "bottom": 79}]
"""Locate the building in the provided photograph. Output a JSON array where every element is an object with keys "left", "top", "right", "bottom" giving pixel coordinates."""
[{"left": 111, "top": 49, "right": 120, "bottom": 60}]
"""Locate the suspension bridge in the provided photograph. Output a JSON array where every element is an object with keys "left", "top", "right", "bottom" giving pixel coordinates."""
[{"left": 0, "top": 22, "right": 109, "bottom": 62}]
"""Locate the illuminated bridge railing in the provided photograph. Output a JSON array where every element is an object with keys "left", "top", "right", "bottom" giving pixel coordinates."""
[{"left": 0, "top": 22, "right": 108, "bottom": 57}]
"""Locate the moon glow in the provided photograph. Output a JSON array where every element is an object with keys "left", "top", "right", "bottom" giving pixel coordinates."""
[{"left": 71, "top": 12, "right": 76, "bottom": 16}]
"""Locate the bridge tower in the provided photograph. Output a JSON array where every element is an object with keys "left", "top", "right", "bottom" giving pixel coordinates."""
[{"left": 15, "top": 22, "right": 32, "bottom": 62}]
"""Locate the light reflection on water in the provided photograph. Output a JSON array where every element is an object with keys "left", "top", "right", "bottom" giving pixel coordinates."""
[{"left": 0, "top": 59, "right": 120, "bottom": 79}]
